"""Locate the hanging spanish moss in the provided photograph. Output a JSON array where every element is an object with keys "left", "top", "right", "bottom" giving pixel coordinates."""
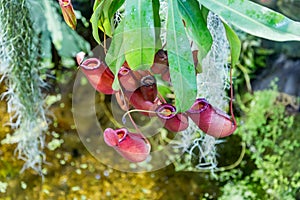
[
  {"left": 173, "top": 12, "right": 231, "bottom": 172},
  {"left": 0, "top": 0, "right": 48, "bottom": 175}
]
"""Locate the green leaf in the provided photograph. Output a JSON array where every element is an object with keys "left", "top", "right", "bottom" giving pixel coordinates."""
[
  {"left": 59, "top": 25, "right": 90, "bottom": 58},
  {"left": 109, "top": 0, "right": 125, "bottom": 17},
  {"left": 91, "top": 1, "right": 125, "bottom": 41},
  {"left": 108, "top": 0, "right": 125, "bottom": 35},
  {"left": 199, "top": 0, "right": 300, "bottom": 41},
  {"left": 201, "top": 6, "right": 209, "bottom": 23},
  {"left": 93, "top": 0, "right": 102, "bottom": 11},
  {"left": 105, "top": 21, "right": 125, "bottom": 90},
  {"left": 223, "top": 22, "right": 241, "bottom": 68},
  {"left": 90, "top": 1, "right": 104, "bottom": 44},
  {"left": 177, "top": 0, "right": 212, "bottom": 62},
  {"left": 42, "top": 0, "right": 63, "bottom": 50},
  {"left": 152, "top": 0, "right": 162, "bottom": 49},
  {"left": 99, "top": 1, "right": 113, "bottom": 36},
  {"left": 123, "top": 0, "right": 156, "bottom": 70},
  {"left": 167, "top": 0, "right": 197, "bottom": 112}
]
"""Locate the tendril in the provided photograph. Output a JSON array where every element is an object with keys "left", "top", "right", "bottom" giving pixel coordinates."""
[{"left": 230, "top": 64, "right": 237, "bottom": 127}]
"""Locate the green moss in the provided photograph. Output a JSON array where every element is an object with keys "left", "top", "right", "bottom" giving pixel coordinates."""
[{"left": 219, "top": 88, "right": 300, "bottom": 199}]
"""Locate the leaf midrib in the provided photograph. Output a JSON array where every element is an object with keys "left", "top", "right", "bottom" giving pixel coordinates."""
[
  {"left": 170, "top": 0, "right": 185, "bottom": 101},
  {"left": 138, "top": 0, "right": 143, "bottom": 66},
  {"left": 178, "top": 0, "right": 204, "bottom": 37}
]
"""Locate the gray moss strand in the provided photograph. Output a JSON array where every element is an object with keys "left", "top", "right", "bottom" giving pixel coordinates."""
[{"left": 0, "top": 0, "right": 48, "bottom": 175}]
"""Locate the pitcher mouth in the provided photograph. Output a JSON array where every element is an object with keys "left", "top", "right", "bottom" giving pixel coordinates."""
[
  {"left": 156, "top": 104, "right": 176, "bottom": 120},
  {"left": 141, "top": 75, "right": 156, "bottom": 87},
  {"left": 59, "top": 0, "right": 71, "bottom": 7},
  {"left": 187, "top": 98, "right": 209, "bottom": 114},
  {"left": 80, "top": 58, "right": 101, "bottom": 70},
  {"left": 115, "top": 128, "right": 128, "bottom": 143},
  {"left": 118, "top": 66, "right": 131, "bottom": 76}
]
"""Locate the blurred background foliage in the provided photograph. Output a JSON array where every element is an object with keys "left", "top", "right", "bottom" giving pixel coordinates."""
[{"left": 0, "top": 0, "right": 300, "bottom": 199}]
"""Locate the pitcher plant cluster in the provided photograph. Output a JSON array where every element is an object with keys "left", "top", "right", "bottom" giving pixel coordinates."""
[
  {"left": 76, "top": 50, "right": 236, "bottom": 162},
  {"left": 59, "top": 0, "right": 300, "bottom": 163}
]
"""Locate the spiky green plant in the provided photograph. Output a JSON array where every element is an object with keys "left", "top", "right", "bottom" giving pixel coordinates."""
[{"left": 0, "top": 0, "right": 48, "bottom": 175}]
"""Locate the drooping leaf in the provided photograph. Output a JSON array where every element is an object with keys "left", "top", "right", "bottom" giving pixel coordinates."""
[
  {"left": 105, "top": 21, "right": 125, "bottom": 90},
  {"left": 93, "top": 0, "right": 102, "bottom": 11},
  {"left": 109, "top": 0, "right": 125, "bottom": 17},
  {"left": 199, "top": 0, "right": 300, "bottom": 41},
  {"left": 107, "top": 0, "right": 125, "bottom": 35},
  {"left": 201, "top": 6, "right": 209, "bottom": 23},
  {"left": 99, "top": 1, "right": 113, "bottom": 36},
  {"left": 91, "top": 1, "right": 104, "bottom": 44},
  {"left": 91, "top": 0, "right": 125, "bottom": 42},
  {"left": 223, "top": 22, "right": 241, "bottom": 68},
  {"left": 123, "top": 0, "right": 156, "bottom": 70},
  {"left": 177, "top": 0, "right": 212, "bottom": 62},
  {"left": 167, "top": 0, "right": 197, "bottom": 112},
  {"left": 28, "top": 0, "right": 52, "bottom": 61},
  {"left": 152, "top": 0, "right": 162, "bottom": 49},
  {"left": 59, "top": 25, "right": 90, "bottom": 59}
]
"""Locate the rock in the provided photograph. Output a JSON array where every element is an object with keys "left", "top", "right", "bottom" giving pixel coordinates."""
[{"left": 252, "top": 54, "right": 300, "bottom": 97}]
